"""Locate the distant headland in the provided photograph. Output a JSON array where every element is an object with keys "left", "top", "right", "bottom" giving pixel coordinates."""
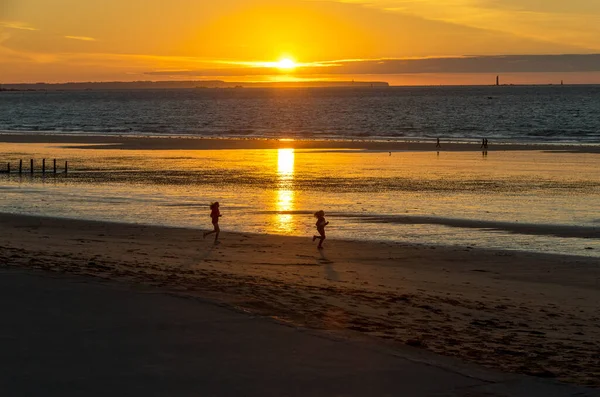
[{"left": 0, "top": 80, "right": 389, "bottom": 91}]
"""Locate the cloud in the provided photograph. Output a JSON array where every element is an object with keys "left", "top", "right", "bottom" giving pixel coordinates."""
[
  {"left": 0, "top": 21, "right": 38, "bottom": 31},
  {"left": 144, "top": 54, "right": 600, "bottom": 77},
  {"left": 309, "top": 0, "right": 600, "bottom": 51},
  {"left": 64, "top": 35, "right": 97, "bottom": 42}
]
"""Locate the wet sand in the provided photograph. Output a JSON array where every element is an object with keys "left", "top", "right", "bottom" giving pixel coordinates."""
[
  {"left": 1, "top": 213, "right": 598, "bottom": 387},
  {"left": 1, "top": 133, "right": 600, "bottom": 152},
  {"left": 339, "top": 214, "right": 600, "bottom": 239}
]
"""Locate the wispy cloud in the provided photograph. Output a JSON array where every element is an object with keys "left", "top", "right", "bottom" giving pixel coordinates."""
[
  {"left": 0, "top": 21, "right": 38, "bottom": 31},
  {"left": 309, "top": 0, "right": 600, "bottom": 51},
  {"left": 64, "top": 35, "right": 96, "bottom": 42}
]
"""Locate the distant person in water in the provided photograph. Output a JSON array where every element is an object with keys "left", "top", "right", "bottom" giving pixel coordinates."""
[
  {"left": 312, "top": 210, "right": 329, "bottom": 249},
  {"left": 436, "top": 137, "right": 441, "bottom": 148},
  {"left": 203, "top": 202, "right": 221, "bottom": 243}
]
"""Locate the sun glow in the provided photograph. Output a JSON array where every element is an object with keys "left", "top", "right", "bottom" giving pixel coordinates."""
[{"left": 277, "top": 58, "right": 297, "bottom": 70}]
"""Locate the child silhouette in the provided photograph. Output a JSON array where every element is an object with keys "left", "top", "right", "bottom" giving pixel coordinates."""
[
  {"left": 312, "top": 210, "right": 329, "bottom": 249},
  {"left": 203, "top": 202, "right": 222, "bottom": 243}
]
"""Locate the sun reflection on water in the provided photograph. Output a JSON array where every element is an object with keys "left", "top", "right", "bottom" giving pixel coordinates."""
[
  {"left": 275, "top": 149, "right": 295, "bottom": 233},
  {"left": 277, "top": 148, "right": 295, "bottom": 178}
]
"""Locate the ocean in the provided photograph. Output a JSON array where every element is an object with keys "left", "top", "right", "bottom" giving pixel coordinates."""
[
  {"left": 1, "top": 86, "right": 600, "bottom": 143},
  {"left": 0, "top": 87, "right": 599, "bottom": 257}
]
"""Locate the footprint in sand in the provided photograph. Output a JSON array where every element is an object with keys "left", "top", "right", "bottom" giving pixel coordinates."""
[{"left": 318, "top": 259, "right": 334, "bottom": 264}]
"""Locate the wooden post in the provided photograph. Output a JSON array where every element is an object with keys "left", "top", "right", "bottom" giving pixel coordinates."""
[
  {"left": 30, "top": 159, "right": 33, "bottom": 175},
  {"left": 42, "top": 159, "right": 46, "bottom": 175},
  {"left": 64, "top": 161, "right": 68, "bottom": 174},
  {"left": 53, "top": 159, "right": 57, "bottom": 174},
  {"left": 7, "top": 162, "right": 10, "bottom": 174},
  {"left": 19, "top": 159, "right": 22, "bottom": 174}
]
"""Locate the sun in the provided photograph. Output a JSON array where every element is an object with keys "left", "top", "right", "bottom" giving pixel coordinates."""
[{"left": 277, "top": 58, "right": 296, "bottom": 70}]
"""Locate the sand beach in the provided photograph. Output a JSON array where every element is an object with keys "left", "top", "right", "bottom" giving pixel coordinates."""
[{"left": 0, "top": 134, "right": 599, "bottom": 389}]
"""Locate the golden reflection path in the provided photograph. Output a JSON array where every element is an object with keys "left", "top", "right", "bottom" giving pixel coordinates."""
[{"left": 275, "top": 148, "right": 295, "bottom": 233}]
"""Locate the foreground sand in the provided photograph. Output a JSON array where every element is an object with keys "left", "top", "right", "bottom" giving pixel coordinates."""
[
  {"left": 6, "top": 271, "right": 595, "bottom": 396},
  {"left": 1, "top": 213, "right": 599, "bottom": 387}
]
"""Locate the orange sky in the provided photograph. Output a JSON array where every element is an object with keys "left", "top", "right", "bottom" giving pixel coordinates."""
[{"left": 1, "top": 0, "right": 600, "bottom": 85}]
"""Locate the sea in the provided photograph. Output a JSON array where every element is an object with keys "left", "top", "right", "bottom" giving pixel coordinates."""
[
  {"left": 1, "top": 86, "right": 600, "bottom": 143},
  {"left": 0, "top": 86, "right": 599, "bottom": 257}
]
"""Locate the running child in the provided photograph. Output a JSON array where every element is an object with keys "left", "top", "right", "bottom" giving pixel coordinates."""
[
  {"left": 203, "top": 202, "right": 222, "bottom": 243},
  {"left": 312, "top": 210, "right": 329, "bottom": 249}
]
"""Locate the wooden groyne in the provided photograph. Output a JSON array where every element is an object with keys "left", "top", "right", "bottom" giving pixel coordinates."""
[{"left": 0, "top": 159, "right": 69, "bottom": 175}]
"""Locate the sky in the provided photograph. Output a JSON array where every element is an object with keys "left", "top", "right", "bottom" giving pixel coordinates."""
[{"left": 1, "top": 0, "right": 600, "bottom": 85}]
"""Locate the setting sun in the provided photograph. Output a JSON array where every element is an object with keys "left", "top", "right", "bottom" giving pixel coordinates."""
[{"left": 277, "top": 58, "right": 296, "bottom": 70}]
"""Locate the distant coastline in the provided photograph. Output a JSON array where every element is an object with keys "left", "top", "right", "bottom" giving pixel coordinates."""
[
  {"left": 4, "top": 81, "right": 600, "bottom": 92},
  {"left": 0, "top": 80, "right": 390, "bottom": 91}
]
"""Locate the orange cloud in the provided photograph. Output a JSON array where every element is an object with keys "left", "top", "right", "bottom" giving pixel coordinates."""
[
  {"left": 0, "top": 20, "right": 38, "bottom": 31},
  {"left": 64, "top": 35, "right": 96, "bottom": 42}
]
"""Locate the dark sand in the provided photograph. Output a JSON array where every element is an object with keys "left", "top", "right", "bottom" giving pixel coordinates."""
[{"left": 4, "top": 270, "right": 597, "bottom": 396}]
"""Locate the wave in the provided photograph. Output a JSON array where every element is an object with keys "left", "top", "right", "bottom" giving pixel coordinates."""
[{"left": 257, "top": 211, "right": 599, "bottom": 239}]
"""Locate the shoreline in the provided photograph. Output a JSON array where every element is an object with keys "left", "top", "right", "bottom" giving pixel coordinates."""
[
  {"left": 1, "top": 132, "right": 600, "bottom": 153},
  {"left": 4, "top": 211, "right": 599, "bottom": 247},
  {"left": 1, "top": 212, "right": 599, "bottom": 387},
  {"left": 3, "top": 211, "right": 598, "bottom": 258}
]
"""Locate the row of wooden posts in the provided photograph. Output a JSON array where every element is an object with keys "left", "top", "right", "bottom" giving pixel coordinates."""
[{"left": 2, "top": 159, "right": 68, "bottom": 175}]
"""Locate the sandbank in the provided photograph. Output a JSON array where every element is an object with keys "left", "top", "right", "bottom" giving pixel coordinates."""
[{"left": 1, "top": 132, "right": 599, "bottom": 153}]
